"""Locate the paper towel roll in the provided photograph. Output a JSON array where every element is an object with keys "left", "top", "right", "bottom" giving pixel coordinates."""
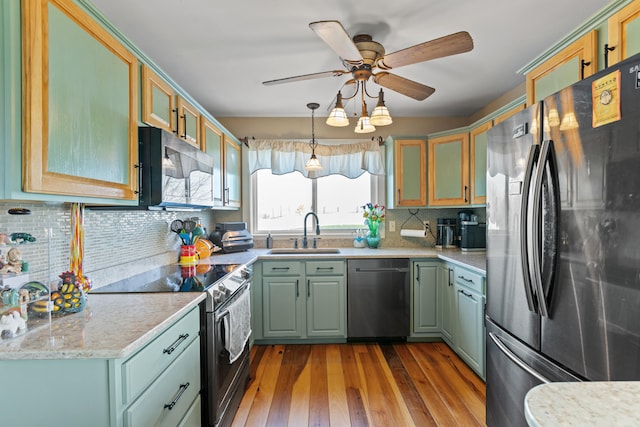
[{"left": 400, "top": 229, "right": 426, "bottom": 237}]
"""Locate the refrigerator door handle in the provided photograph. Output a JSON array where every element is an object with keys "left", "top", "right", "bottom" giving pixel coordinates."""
[
  {"left": 520, "top": 143, "right": 540, "bottom": 313},
  {"left": 489, "top": 332, "right": 551, "bottom": 384},
  {"left": 531, "top": 139, "right": 560, "bottom": 317}
]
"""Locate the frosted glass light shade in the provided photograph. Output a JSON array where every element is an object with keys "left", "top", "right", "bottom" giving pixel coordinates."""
[
  {"left": 354, "top": 116, "right": 376, "bottom": 133},
  {"left": 305, "top": 153, "right": 323, "bottom": 170},
  {"left": 326, "top": 107, "right": 349, "bottom": 127},
  {"left": 370, "top": 105, "right": 392, "bottom": 126}
]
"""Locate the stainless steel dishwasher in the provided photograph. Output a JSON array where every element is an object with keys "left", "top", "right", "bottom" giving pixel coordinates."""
[{"left": 347, "top": 258, "right": 410, "bottom": 340}]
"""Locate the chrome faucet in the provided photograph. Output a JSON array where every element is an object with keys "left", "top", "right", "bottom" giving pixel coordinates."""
[{"left": 302, "top": 211, "right": 320, "bottom": 249}]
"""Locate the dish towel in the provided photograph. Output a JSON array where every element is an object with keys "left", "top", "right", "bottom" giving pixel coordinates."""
[{"left": 223, "top": 289, "right": 252, "bottom": 363}]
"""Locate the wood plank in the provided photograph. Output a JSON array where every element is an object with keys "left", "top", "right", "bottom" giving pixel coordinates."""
[
  {"left": 326, "top": 344, "right": 351, "bottom": 426},
  {"left": 233, "top": 342, "right": 486, "bottom": 427}
]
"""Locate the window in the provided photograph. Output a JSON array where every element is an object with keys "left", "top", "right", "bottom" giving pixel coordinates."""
[{"left": 251, "top": 169, "right": 383, "bottom": 235}]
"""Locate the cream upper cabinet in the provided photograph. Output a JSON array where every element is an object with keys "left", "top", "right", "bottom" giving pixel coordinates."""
[
  {"left": 469, "top": 121, "right": 491, "bottom": 205},
  {"left": 223, "top": 135, "right": 242, "bottom": 208},
  {"left": 176, "top": 96, "right": 201, "bottom": 149},
  {"left": 525, "top": 30, "right": 598, "bottom": 105},
  {"left": 201, "top": 117, "right": 224, "bottom": 206},
  {"left": 607, "top": 0, "right": 640, "bottom": 65},
  {"left": 142, "top": 65, "right": 202, "bottom": 149},
  {"left": 22, "top": 0, "right": 138, "bottom": 201},
  {"left": 386, "top": 138, "right": 427, "bottom": 208},
  {"left": 428, "top": 133, "right": 470, "bottom": 206},
  {"left": 141, "top": 65, "right": 175, "bottom": 133}
]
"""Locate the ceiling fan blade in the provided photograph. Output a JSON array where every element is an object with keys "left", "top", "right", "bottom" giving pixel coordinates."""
[
  {"left": 373, "top": 72, "right": 435, "bottom": 101},
  {"left": 377, "top": 31, "right": 473, "bottom": 70},
  {"left": 309, "top": 20, "right": 364, "bottom": 66},
  {"left": 262, "top": 70, "right": 348, "bottom": 86}
]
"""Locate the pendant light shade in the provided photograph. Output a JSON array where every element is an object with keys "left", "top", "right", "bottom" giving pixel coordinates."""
[
  {"left": 354, "top": 100, "right": 375, "bottom": 134},
  {"left": 305, "top": 102, "right": 323, "bottom": 171}
]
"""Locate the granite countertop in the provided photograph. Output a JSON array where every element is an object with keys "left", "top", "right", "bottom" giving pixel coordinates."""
[
  {"left": 0, "top": 247, "right": 484, "bottom": 361},
  {"left": 0, "top": 292, "right": 204, "bottom": 360},
  {"left": 525, "top": 382, "right": 640, "bottom": 426},
  {"left": 200, "top": 247, "right": 487, "bottom": 274}
]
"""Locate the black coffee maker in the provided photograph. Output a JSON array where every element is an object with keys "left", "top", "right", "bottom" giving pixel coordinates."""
[{"left": 436, "top": 218, "right": 457, "bottom": 248}]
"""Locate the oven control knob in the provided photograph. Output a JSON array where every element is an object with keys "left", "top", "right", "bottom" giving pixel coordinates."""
[{"left": 241, "top": 268, "right": 251, "bottom": 280}]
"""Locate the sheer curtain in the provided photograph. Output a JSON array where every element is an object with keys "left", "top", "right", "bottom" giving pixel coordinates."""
[{"left": 246, "top": 139, "right": 385, "bottom": 178}]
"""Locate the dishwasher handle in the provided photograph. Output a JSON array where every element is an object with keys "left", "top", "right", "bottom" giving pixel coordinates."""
[{"left": 354, "top": 267, "right": 409, "bottom": 273}]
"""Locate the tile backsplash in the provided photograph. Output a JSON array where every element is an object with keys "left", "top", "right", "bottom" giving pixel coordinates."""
[{"left": 0, "top": 202, "right": 219, "bottom": 289}]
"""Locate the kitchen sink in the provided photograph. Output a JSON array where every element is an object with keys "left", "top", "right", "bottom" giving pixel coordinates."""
[{"left": 268, "top": 248, "right": 341, "bottom": 254}]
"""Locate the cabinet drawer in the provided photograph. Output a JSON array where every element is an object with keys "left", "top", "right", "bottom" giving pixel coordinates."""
[
  {"left": 453, "top": 267, "right": 484, "bottom": 294},
  {"left": 124, "top": 337, "right": 201, "bottom": 427},
  {"left": 305, "top": 260, "right": 345, "bottom": 276},
  {"left": 122, "top": 307, "right": 200, "bottom": 405},
  {"left": 262, "top": 261, "right": 302, "bottom": 276}
]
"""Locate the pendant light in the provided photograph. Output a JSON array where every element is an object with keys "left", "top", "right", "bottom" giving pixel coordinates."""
[{"left": 305, "top": 102, "right": 323, "bottom": 171}]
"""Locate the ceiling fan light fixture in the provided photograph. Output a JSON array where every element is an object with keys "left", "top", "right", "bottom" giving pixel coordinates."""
[
  {"left": 370, "top": 90, "right": 392, "bottom": 126},
  {"left": 326, "top": 91, "right": 350, "bottom": 127}
]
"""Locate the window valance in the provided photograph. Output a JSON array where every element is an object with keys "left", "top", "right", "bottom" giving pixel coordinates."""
[{"left": 246, "top": 139, "right": 385, "bottom": 178}]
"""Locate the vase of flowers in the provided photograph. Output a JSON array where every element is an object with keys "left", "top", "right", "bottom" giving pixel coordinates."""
[{"left": 362, "top": 202, "right": 385, "bottom": 249}]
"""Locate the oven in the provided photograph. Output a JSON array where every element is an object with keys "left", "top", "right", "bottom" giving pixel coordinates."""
[
  {"left": 91, "top": 262, "right": 253, "bottom": 427},
  {"left": 203, "top": 265, "right": 253, "bottom": 427}
]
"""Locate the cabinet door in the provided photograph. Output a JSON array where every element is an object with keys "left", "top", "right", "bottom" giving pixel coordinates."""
[
  {"left": 306, "top": 276, "right": 346, "bottom": 337},
  {"left": 608, "top": 0, "right": 640, "bottom": 65},
  {"left": 469, "top": 122, "right": 491, "bottom": 205},
  {"left": 22, "top": 0, "right": 138, "bottom": 200},
  {"left": 525, "top": 30, "right": 598, "bottom": 104},
  {"left": 141, "top": 65, "right": 175, "bottom": 133},
  {"left": 413, "top": 261, "right": 439, "bottom": 334},
  {"left": 394, "top": 140, "right": 427, "bottom": 207},
  {"left": 176, "top": 96, "right": 200, "bottom": 149},
  {"left": 223, "top": 136, "right": 242, "bottom": 208},
  {"left": 439, "top": 264, "right": 456, "bottom": 344},
  {"left": 201, "top": 118, "right": 224, "bottom": 206},
  {"left": 454, "top": 283, "right": 484, "bottom": 377},
  {"left": 428, "top": 133, "right": 470, "bottom": 206},
  {"left": 262, "top": 276, "right": 304, "bottom": 338}
]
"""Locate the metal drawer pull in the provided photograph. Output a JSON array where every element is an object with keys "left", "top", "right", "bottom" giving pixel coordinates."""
[
  {"left": 164, "top": 382, "right": 190, "bottom": 410},
  {"left": 458, "top": 289, "right": 475, "bottom": 300},
  {"left": 315, "top": 266, "right": 334, "bottom": 270},
  {"left": 163, "top": 333, "right": 189, "bottom": 355},
  {"left": 458, "top": 275, "right": 474, "bottom": 284},
  {"left": 271, "top": 267, "right": 290, "bottom": 271}
]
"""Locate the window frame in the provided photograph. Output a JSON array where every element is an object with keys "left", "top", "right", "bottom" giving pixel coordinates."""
[{"left": 249, "top": 169, "right": 385, "bottom": 237}]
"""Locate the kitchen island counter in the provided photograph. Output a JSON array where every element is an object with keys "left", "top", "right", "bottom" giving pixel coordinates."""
[
  {"left": 525, "top": 381, "right": 640, "bottom": 426},
  {"left": 0, "top": 292, "right": 204, "bottom": 360}
]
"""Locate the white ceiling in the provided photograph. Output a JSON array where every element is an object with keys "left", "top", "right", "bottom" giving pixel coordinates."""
[{"left": 88, "top": 0, "right": 611, "bottom": 119}]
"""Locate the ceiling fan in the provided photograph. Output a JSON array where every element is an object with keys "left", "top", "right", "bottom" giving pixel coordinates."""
[{"left": 262, "top": 20, "right": 474, "bottom": 102}]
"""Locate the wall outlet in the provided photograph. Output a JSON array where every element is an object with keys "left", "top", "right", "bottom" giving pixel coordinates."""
[
  {"left": 423, "top": 221, "right": 430, "bottom": 231},
  {"left": 388, "top": 220, "right": 396, "bottom": 232}
]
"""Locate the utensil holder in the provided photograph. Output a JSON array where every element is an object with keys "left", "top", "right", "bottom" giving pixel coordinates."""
[{"left": 179, "top": 245, "right": 196, "bottom": 264}]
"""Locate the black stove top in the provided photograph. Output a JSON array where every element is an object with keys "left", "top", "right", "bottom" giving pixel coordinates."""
[{"left": 91, "top": 263, "right": 241, "bottom": 294}]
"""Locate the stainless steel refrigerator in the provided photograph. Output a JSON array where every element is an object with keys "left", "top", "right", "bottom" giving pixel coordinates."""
[{"left": 486, "top": 52, "right": 640, "bottom": 426}]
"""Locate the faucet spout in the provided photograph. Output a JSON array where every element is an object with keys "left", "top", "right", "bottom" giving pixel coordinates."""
[{"left": 303, "top": 211, "right": 320, "bottom": 249}]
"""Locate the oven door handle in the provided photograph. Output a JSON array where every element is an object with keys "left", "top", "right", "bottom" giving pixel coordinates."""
[{"left": 213, "top": 280, "right": 251, "bottom": 323}]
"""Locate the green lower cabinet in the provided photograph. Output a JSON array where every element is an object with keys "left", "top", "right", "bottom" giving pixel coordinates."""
[
  {"left": 306, "top": 276, "right": 346, "bottom": 337},
  {"left": 262, "top": 275, "right": 305, "bottom": 338},
  {"left": 259, "top": 260, "right": 346, "bottom": 341},
  {"left": 412, "top": 261, "right": 440, "bottom": 336},
  {"left": 0, "top": 306, "right": 201, "bottom": 426},
  {"left": 439, "top": 263, "right": 456, "bottom": 345},
  {"left": 452, "top": 264, "right": 486, "bottom": 379}
]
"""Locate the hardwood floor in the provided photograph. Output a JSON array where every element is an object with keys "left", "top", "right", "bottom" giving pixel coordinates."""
[{"left": 232, "top": 342, "right": 486, "bottom": 426}]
